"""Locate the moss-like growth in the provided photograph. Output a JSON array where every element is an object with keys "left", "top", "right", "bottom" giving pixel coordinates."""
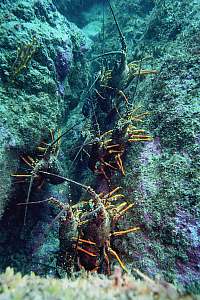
[{"left": 0, "top": 267, "right": 192, "bottom": 300}]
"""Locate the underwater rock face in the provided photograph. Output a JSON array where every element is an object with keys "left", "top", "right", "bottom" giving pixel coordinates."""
[
  {"left": 104, "top": 0, "right": 199, "bottom": 293},
  {"left": 0, "top": 0, "right": 199, "bottom": 296},
  {"left": 53, "top": 0, "right": 99, "bottom": 18},
  {"left": 0, "top": 0, "right": 90, "bottom": 218},
  {"left": 89, "top": 0, "right": 199, "bottom": 293}
]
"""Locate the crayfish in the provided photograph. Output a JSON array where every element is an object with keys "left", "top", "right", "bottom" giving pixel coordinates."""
[
  {"left": 42, "top": 177, "right": 139, "bottom": 276},
  {"left": 12, "top": 124, "right": 79, "bottom": 225}
]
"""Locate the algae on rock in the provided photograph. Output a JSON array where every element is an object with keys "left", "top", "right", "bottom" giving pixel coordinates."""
[{"left": 0, "top": 0, "right": 91, "bottom": 219}]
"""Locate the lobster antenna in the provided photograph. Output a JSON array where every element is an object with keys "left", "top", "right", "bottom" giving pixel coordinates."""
[
  {"left": 100, "top": 0, "right": 106, "bottom": 70},
  {"left": 106, "top": 0, "right": 127, "bottom": 52},
  {"left": 102, "top": 0, "right": 105, "bottom": 57},
  {"left": 44, "top": 118, "right": 86, "bottom": 158}
]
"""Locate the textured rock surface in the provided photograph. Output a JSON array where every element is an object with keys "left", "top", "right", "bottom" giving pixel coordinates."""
[
  {"left": 52, "top": 0, "right": 101, "bottom": 27},
  {"left": 0, "top": 0, "right": 90, "bottom": 218},
  {"left": 0, "top": 0, "right": 199, "bottom": 296},
  {"left": 95, "top": 0, "right": 200, "bottom": 293}
]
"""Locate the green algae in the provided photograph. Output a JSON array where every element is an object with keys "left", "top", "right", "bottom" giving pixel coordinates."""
[{"left": 0, "top": 267, "right": 196, "bottom": 300}]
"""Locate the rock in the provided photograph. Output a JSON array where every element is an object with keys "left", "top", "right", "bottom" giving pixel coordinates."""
[{"left": 0, "top": 0, "right": 90, "bottom": 218}]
